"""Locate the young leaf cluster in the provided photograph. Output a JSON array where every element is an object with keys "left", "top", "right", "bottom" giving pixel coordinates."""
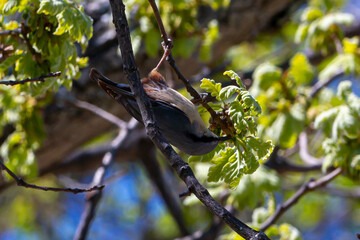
[
  {"left": 251, "top": 53, "right": 311, "bottom": 148},
  {"left": 0, "top": 0, "right": 92, "bottom": 176},
  {"left": 189, "top": 71, "right": 274, "bottom": 189},
  {"left": 315, "top": 81, "right": 360, "bottom": 178},
  {"left": 295, "top": 6, "right": 354, "bottom": 54}
]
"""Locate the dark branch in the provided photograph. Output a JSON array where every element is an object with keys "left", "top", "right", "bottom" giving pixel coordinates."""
[
  {"left": 0, "top": 157, "right": 103, "bottom": 194},
  {"left": 265, "top": 146, "right": 322, "bottom": 173},
  {"left": 260, "top": 168, "right": 342, "bottom": 231},
  {"left": 108, "top": 1, "right": 269, "bottom": 239},
  {"left": 147, "top": 0, "right": 235, "bottom": 136},
  {"left": 0, "top": 71, "right": 61, "bottom": 86},
  {"left": 138, "top": 139, "right": 189, "bottom": 235},
  {"left": 73, "top": 119, "right": 138, "bottom": 240}
]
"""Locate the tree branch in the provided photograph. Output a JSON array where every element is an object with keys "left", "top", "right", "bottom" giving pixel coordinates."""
[
  {"left": 71, "top": 99, "right": 127, "bottom": 129},
  {"left": 0, "top": 157, "right": 103, "bottom": 194},
  {"left": 147, "top": 0, "right": 235, "bottom": 136},
  {"left": 108, "top": 1, "right": 269, "bottom": 239},
  {"left": 298, "top": 132, "right": 323, "bottom": 165},
  {"left": 73, "top": 118, "right": 138, "bottom": 240},
  {"left": 265, "top": 146, "right": 322, "bottom": 173},
  {"left": 309, "top": 69, "right": 344, "bottom": 99},
  {"left": 0, "top": 71, "right": 61, "bottom": 86},
  {"left": 260, "top": 168, "right": 342, "bottom": 231}
]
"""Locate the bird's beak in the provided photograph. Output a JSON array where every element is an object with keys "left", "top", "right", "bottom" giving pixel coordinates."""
[{"left": 90, "top": 68, "right": 122, "bottom": 100}]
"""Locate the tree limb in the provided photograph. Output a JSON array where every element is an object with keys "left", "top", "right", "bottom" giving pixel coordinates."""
[
  {"left": 260, "top": 168, "right": 343, "bottom": 231},
  {"left": 108, "top": 1, "right": 269, "bottom": 239},
  {"left": 0, "top": 157, "right": 103, "bottom": 194},
  {"left": 298, "top": 132, "right": 323, "bottom": 165},
  {"left": 0, "top": 71, "right": 61, "bottom": 86},
  {"left": 73, "top": 118, "right": 138, "bottom": 240}
]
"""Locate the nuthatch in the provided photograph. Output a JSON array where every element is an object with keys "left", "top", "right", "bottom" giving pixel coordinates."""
[{"left": 91, "top": 68, "right": 226, "bottom": 155}]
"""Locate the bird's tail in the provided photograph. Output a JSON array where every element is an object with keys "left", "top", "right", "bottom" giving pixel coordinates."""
[{"left": 90, "top": 68, "right": 133, "bottom": 99}]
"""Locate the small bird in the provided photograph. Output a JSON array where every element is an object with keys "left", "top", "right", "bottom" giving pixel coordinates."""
[{"left": 91, "top": 68, "right": 224, "bottom": 155}]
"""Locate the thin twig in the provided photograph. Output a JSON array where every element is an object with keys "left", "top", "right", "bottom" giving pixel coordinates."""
[
  {"left": 0, "top": 158, "right": 103, "bottom": 194},
  {"left": 260, "top": 168, "right": 342, "bottom": 231},
  {"left": 309, "top": 69, "right": 344, "bottom": 99},
  {"left": 108, "top": 1, "right": 269, "bottom": 239},
  {"left": 147, "top": 0, "right": 234, "bottom": 136},
  {"left": 73, "top": 118, "right": 138, "bottom": 240},
  {"left": 72, "top": 99, "right": 127, "bottom": 128},
  {"left": 0, "top": 71, "right": 61, "bottom": 86}
]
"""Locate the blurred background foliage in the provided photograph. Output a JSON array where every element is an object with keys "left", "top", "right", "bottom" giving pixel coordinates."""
[{"left": 0, "top": 0, "right": 360, "bottom": 239}]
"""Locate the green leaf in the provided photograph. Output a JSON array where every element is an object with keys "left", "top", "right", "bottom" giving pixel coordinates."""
[
  {"left": 229, "top": 166, "right": 280, "bottom": 210},
  {"left": 243, "top": 150, "right": 259, "bottom": 174},
  {"left": 219, "top": 85, "right": 240, "bottom": 101},
  {"left": 288, "top": 53, "right": 314, "bottom": 85},
  {"left": 278, "top": 223, "right": 302, "bottom": 240},
  {"left": 188, "top": 145, "right": 220, "bottom": 163},
  {"left": 351, "top": 155, "right": 360, "bottom": 170},
  {"left": 228, "top": 101, "right": 245, "bottom": 133},
  {"left": 37, "top": 0, "right": 66, "bottom": 15},
  {"left": 2, "top": 0, "right": 19, "bottom": 14},
  {"left": 246, "top": 136, "right": 274, "bottom": 163},
  {"left": 223, "top": 70, "right": 245, "bottom": 88},
  {"left": 301, "top": 7, "right": 323, "bottom": 22},
  {"left": 319, "top": 54, "right": 360, "bottom": 82},
  {"left": 241, "top": 91, "right": 262, "bottom": 114},
  {"left": 332, "top": 106, "right": 359, "bottom": 140},
  {"left": 200, "top": 78, "right": 222, "bottom": 100},
  {"left": 317, "top": 13, "right": 355, "bottom": 31},
  {"left": 200, "top": 20, "right": 219, "bottom": 61},
  {"left": 314, "top": 107, "right": 339, "bottom": 130},
  {"left": 348, "top": 93, "right": 360, "bottom": 113},
  {"left": 0, "top": 54, "right": 22, "bottom": 73},
  {"left": 208, "top": 147, "right": 237, "bottom": 183},
  {"left": 294, "top": 24, "right": 309, "bottom": 44},
  {"left": 337, "top": 80, "right": 352, "bottom": 100},
  {"left": 253, "top": 63, "right": 282, "bottom": 90},
  {"left": 268, "top": 110, "right": 304, "bottom": 148}
]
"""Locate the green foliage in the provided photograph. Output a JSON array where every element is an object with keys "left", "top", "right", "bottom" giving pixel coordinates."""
[
  {"left": 0, "top": 0, "right": 92, "bottom": 176},
  {"left": 200, "top": 20, "right": 219, "bottom": 61},
  {"left": 288, "top": 53, "right": 314, "bottom": 85},
  {"left": 200, "top": 78, "right": 222, "bottom": 101},
  {"left": 319, "top": 37, "right": 360, "bottom": 82},
  {"left": 190, "top": 71, "right": 274, "bottom": 189},
  {"left": 315, "top": 82, "right": 360, "bottom": 177},
  {"left": 253, "top": 63, "right": 282, "bottom": 92},
  {"left": 295, "top": 6, "right": 354, "bottom": 54},
  {"left": 265, "top": 223, "right": 302, "bottom": 240},
  {"left": 251, "top": 60, "right": 308, "bottom": 148},
  {"left": 227, "top": 166, "right": 280, "bottom": 210},
  {"left": 126, "top": 0, "right": 228, "bottom": 59}
]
